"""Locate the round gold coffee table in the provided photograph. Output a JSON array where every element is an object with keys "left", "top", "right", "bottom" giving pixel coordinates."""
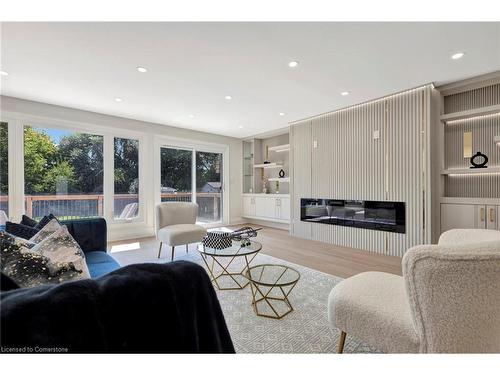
[
  {"left": 198, "top": 241, "right": 262, "bottom": 290},
  {"left": 245, "top": 264, "right": 300, "bottom": 319}
]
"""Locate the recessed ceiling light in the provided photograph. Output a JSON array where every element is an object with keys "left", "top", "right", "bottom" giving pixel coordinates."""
[
  {"left": 225, "top": 95, "right": 232, "bottom": 100},
  {"left": 451, "top": 52, "right": 465, "bottom": 60},
  {"left": 0, "top": 70, "right": 8, "bottom": 76},
  {"left": 188, "top": 114, "right": 195, "bottom": 118},
  {"left": 279, "top": 112, "right": 285, "bottom": 116},
  {"left": 238, "top": 125, "right": 244, "bottom": 129},
  {"left": 136, "top": 66, "right": 148, "bottom": 73},
  {"left": 341, "top": 91, "right": 350, "bottom": 96},
  {"left": 288, "top": 61, "right": 299, "bottom": 68},
  {"left": 114, "top": 97, "right": 123, "bottom": 102}
]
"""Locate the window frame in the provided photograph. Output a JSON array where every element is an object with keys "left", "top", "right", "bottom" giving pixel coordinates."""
[
  {"left": 112, "top": 136, "right": 142, "bottom": 223},
  {"left": 1, "top": 112, "right": 147, "bottom": 227}
]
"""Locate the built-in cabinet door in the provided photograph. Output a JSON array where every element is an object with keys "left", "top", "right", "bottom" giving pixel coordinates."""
[
  {"left": 476, "top": 205, "right": 487, "bottom": 229},
  {"left": 441, "top": 203, "right": 500, "bottom": 232},
  {"left": 486, "top": 205, "right": 498, "bottom": 230},
  {"left": 242, "top": 196, "right": 255, "bottom": 217},
  {"left": 441, "top": 204, "right": 478, "bottom": 232},
  {"left": 278, "top": 197, "right": 290, "bottom": 221},
  {"left": 254, "top": 196, "right": 276, "bottom": 218}
]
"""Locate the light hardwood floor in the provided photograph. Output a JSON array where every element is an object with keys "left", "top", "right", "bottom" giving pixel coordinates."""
[
  {"left": 109, "top": 224, "right": 402, "bottom": 278},
  {"left": 235, "top": 225, "right": 402, "bottom": 278}
]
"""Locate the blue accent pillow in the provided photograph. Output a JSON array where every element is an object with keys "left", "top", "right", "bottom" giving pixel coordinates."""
[{"left": 5, "top": 222, "right": 39, "bottom": 240}]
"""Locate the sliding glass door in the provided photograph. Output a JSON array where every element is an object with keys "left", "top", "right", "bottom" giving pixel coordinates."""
[
  {"left": 159, "top": 146, "right": 224, "bottom": 224},
  {"left": 160, "top": 147, "right": 193, "bottom": 203},
  {"left": 196, "top": 151, "right": 223, "bottom": 223}
]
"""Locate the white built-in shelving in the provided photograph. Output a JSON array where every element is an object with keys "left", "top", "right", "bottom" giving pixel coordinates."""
[
  {"left": 440, "top": 104, "right": 500, "bottom": 122},
  {"left": 268, "top": 177, "right": 290, "bottom": 182},
  {"left": 253, "top": 162, "right": 283, "bottom": 169},
  {"left": 441, "top": 167, "right": 500, "bottom": 175},
  {"left": 268, "top": 144, "right": 290, "bottom": 152}
]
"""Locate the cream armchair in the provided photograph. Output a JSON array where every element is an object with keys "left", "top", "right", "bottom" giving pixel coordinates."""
[
  {"left": 328, "top": 229, "right": 500, "bottom": 353},
  {"left": 155, "top": 202, "right": 207, "bottom": 261}
]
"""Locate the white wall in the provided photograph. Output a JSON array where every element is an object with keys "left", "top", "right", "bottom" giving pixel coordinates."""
[{"left": 0, "top": 95, "right": 243, "bottom": 240}]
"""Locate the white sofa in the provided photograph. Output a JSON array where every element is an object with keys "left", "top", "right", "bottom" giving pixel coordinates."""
[{"left": 328, "top": 229, "right": 500, "bottom": 353}]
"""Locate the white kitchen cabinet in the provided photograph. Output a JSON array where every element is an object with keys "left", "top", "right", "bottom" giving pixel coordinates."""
[
  {"left": 242, "top": 196, "right": 256, "bottom": 217},
  {"left": 241, "top": 194, "right": 290, "bottom": 223},
  {"left": 277, "top": 197, "right": 290, "bottom": 221},
  {"left": 255, "top": 196, "right": 276, "bottom": 218},
  {"left": 441, "top": 203, "right": 499, "bottom": 232}
]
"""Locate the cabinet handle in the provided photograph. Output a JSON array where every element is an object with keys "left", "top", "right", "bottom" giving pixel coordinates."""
[
  {"left": 490, "top": 208, "right": 495, "bottom": 223},
  {"left": 480, "top": 207, "right": 485, "bottom": 222}
]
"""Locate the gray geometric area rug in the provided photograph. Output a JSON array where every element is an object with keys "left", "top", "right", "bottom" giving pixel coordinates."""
[{"left": 112, "top": 241, "right": 380, "bottom": 353}]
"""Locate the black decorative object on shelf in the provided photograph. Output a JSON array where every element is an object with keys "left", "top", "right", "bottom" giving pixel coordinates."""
[
  {"left": 470, "top": 151, "right": 488, "bottom": 169},
  {"left": 263, "top": 160, "right": 271, "bottom": 164},
  {"left": 279, "top": 169, "right": 285, "bottom": 178}
]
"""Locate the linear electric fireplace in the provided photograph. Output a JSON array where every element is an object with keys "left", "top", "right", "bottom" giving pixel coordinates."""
[{"left": 300, "top": 198, "right": 406, "bottom": 233}]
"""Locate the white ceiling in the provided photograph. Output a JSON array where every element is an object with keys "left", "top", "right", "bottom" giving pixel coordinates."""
[{"left": 1, "top": 22, "right": 500, "bottom": 138}]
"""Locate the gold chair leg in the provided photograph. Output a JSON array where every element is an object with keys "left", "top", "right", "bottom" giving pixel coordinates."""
[
  {"left": 157, "top": 242, "right": 163, "bottom": 259},
  {"left": 337, "top": 331, "right": 347, "bottom": 354},
  {"left": 171, "top": 246, "right": 175, "bottom": 261},
  {"left": 186, "top": 243, "right": 189, "bottom": 253}
]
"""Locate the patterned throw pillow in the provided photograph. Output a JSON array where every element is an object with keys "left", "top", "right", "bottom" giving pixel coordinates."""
[
  {"left": 0, "top": 231, "right": 36, "bottom": 250},
  {"left": 35, "top": 214, "right": 60, "bottom": 230},
  {"left": 1, "top": 228, "right": 91, "bottom": 288},
  {"left": 20, "top": 215, "right": 38, "bottom": 228},
  {"left": 29, "top": 219, "right": 62, "bottom": 244},
  {"left": 5, "top": 222, "right": 39, "bottom": 240},
  {"left": 28, "top": 226, "right": 90, "bottom": 279},
  {"left": 0, "top": 231, "right": 52, "bottom": 288}
]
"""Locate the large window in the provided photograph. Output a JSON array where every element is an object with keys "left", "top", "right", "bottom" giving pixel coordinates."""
[
  {"left": 0, "top": 122, "right": 8, "bottom": 217},
  {"left": 24, "top": 126, "right": 104, "bottom": 220},
  {"left": 114, "top": 137, "right": 139, "bottom": 220},
  {"left": 196, "top": 151, "right": 222, "bottom": 223}
]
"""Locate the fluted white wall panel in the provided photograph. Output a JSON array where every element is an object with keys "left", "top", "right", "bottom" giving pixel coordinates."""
[
  {"left": 290, "top": 86, "right": 432, "bottom": 257},
  {"left": 444, "top": 83, "right": 500, "bottom": 114}
]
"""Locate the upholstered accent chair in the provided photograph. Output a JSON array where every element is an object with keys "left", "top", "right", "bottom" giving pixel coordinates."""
[
  {"left": 328, "top": 229, "right": 500, "bottom": 353},
  {"left": 155, "top": 202, "right": 207, "bottom": 261}
]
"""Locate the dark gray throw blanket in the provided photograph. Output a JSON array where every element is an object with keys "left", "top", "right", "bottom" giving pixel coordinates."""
[{"left": 0, "top": 261, "right": 235, "bottom": 353}]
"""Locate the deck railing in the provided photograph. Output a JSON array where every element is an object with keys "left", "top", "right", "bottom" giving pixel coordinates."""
[{"left": 15, "top": 192, "right": 221, "bottom": 222}]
